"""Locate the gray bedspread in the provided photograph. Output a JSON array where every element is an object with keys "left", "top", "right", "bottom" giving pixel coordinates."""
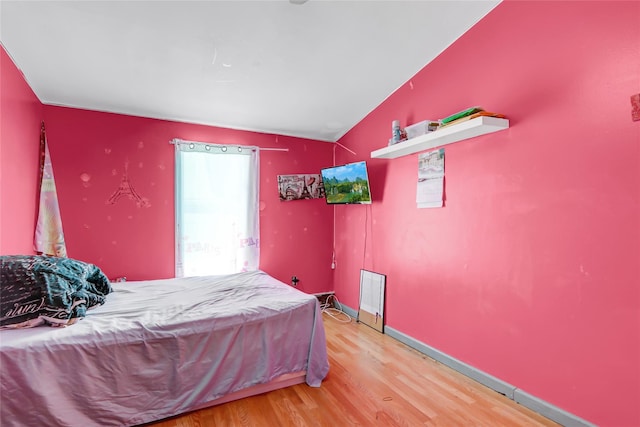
[{"left": 0, "top": 270, "right": 329, "bottom": 426}]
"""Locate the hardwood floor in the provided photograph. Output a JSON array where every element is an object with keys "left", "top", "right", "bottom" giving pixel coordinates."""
[{"left": 148, "top": 313, "right": 558, "bottom": 426}]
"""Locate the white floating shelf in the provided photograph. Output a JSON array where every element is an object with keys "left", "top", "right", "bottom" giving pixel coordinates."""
[{"left": 371, "top": 116, "right": 509, "bottom": 159}]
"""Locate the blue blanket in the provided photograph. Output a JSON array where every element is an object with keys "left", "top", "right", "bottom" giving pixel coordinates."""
[{"left": 0, "top": 255, "right": 112, "bottom": 328}]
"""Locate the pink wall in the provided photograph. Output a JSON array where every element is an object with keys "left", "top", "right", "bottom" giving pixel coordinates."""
[
  {"left": 3, "top": 2, "right": 639, "bottom": 423},
  {"left": 0, "top": 45, "right": 43, "bottom": 255},
  {"left": 42, "top": 106, "right": 334, "bottom": 294},
  {"left": 334, "top": 1, "right": 639, "bottom": 426}
]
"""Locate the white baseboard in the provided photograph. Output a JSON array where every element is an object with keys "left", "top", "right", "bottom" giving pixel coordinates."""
[
  {"left": 334, "top": 302, "right": 595, "bottom": 427},
  {"left": 338, "top": 303, "right": 357, "bottom": 318}
]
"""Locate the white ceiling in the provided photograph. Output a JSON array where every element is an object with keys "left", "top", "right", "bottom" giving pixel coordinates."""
[{"left": 0, "top": 1, "right": 500, "bottom": 142}]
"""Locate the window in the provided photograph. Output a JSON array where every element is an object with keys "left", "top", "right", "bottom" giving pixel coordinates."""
[{"left": 175, "top": 141, "right": 259, "bottom": 277}]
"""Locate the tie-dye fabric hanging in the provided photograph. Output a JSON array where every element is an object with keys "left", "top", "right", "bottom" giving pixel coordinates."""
[{"left": 34, "top": 122, "right": 67, "bottom": 257}]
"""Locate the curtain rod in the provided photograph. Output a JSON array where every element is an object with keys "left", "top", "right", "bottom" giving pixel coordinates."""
[
  {"left": 170, "top": 138, "right": 288, "bottom": 152},
  {"left": 259, "top": 147, "right": 289, "bottom": 152}
]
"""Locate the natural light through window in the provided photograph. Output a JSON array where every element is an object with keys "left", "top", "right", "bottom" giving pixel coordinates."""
[{"left": 175, "top": 141, "right": 259, "bottom": 277}]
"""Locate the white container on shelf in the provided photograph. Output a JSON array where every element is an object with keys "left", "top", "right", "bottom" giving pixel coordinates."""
[
  {"left": 391, "top": 120, "right": 402, "bottom": 144},
  {"left": 405, "top": 120, "right": 440, "bottom": 139}
]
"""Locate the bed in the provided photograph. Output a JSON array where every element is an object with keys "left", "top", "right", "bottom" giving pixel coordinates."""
[{"left": 0, "top": 256, "right": 329, "bottom": 427}]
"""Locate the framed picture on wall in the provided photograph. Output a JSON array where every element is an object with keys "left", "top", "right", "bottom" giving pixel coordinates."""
[{"left": 277, "top": 174, "right": 325, "bottom": 201}]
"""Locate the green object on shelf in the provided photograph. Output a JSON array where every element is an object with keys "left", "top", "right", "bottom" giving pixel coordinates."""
[{"left": 441, "top": 106, "right": 483, "bottom": 124}]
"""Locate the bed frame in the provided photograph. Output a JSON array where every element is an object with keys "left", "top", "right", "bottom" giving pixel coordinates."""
[{"left": 192, "top": 371, "right": 306, "bottom": 410}]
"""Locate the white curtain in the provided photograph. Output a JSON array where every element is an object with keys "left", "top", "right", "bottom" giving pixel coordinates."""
[{"left": 175, "top": 140, "right": 260, "bottom": 277}]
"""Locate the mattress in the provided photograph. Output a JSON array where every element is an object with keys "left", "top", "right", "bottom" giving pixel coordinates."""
[{"left": 0, "top": 270, "right": 329, "bottom": 426}]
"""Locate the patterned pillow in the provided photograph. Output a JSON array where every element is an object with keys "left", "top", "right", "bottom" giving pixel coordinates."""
[{"left": 0, "top": 255, "right": 112, "bottom": 328}]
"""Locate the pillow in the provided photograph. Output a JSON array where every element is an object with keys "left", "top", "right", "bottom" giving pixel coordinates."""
[{"left": 0, "top": 255, "right": 112, "bottom": 328}]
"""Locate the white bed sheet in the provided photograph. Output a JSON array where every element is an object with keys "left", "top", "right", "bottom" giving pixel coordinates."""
[{"left": 0, "top": 270, "right": 329, "bottom": 426}]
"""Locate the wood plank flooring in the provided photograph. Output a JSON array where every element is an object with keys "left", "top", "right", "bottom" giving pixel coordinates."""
[{"left": 147, "top": 312, "right": 558, "bottom": 426}]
